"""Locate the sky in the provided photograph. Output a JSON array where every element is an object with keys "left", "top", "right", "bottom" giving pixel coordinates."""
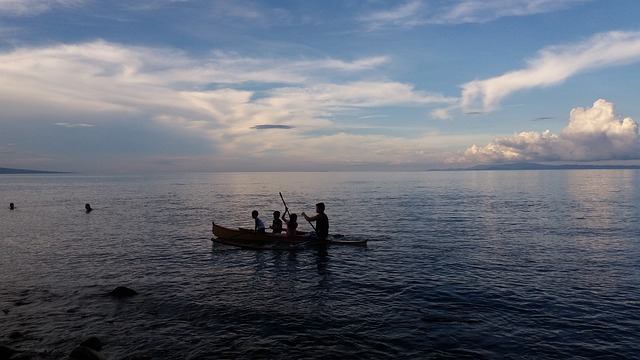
[{"left": 1, "top": 0, "right": 639, "bottom": 173}]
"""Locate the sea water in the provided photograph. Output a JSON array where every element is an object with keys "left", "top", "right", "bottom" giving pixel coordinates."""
[{"left": 1, "top": 171, "right": 639, "bottom": 359}]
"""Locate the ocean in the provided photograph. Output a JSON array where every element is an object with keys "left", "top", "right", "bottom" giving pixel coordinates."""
[{"left": 1, "top": 171, "right": 639, "bottom": 359}]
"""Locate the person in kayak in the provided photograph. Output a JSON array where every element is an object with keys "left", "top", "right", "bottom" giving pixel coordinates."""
[
  {"left": 302, "top": 202, "right": 329, "bottom": 239},
  {"left": 269, "top": 210, "right": 283, "bottom": 234},
  {"left": 252, "top": 210, "right": 266, "bottom": 234},
  {"left": 281, "top": 210, "right": 298, "bottom": 237}
]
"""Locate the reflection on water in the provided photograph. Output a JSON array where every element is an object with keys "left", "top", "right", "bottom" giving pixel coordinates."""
[
  {"left": 1, "top": 171, "right": 639, "bottom": 359},
  {"left": 314, "top": 245, "right": 330, "bottom": 276},
  {"left": 566, "top": 170, "right": 638, "bottom": 240}
]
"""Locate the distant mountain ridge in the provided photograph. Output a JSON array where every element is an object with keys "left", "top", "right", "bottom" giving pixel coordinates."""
[
  {"left": 0, "top": 167, "right": 68, "bottom": 174},
  {"left": 433, "top": 162, "right": 640, "bottom": 171}
]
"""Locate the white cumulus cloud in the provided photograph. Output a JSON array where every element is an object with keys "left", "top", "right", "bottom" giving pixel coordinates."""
[{"left": 448, "top": 99, "right": 640, "bottom": 164}]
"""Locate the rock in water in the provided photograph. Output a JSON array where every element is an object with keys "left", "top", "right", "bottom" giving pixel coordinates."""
[
  {"left": 0, "top": 345, "right": 21, "bottom": 358},
  {"left": 8, "top": 331, "right": 24, "bottom": 339},
  {"left": 109, "top": 286, "right": 138, "bottom": 298},
  {"left": 70, "top": 346, "right": 108, "bottom": 360},
  {"left": 80, "top": 337, "right": 103, "bottom": 351}
]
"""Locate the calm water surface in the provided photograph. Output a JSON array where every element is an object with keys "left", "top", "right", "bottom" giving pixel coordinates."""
[{"left": 1, "top": 171, "right": 639, "bottom": 359}]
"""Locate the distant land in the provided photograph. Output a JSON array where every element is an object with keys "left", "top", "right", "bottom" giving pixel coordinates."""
[
  {"left": 431, "top": 162, "right": 640, "bottom": 171},
  {"left": 0, "top": 167, "right": 69, "bottom": 174}
]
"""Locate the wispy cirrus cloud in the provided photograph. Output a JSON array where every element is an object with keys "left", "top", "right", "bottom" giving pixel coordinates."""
[
  {"left": 251, "top": 125, "right": 293, "bottom": 130},
  {"left": 0, "top": 0, "right": 84, "bottom": 16},
  {"left": 359, "top": 0, "right": 590, "bottom": 29},
  {"left": 359, "top": 0, "right": 426, "bottom": 30},
  {"left": 431, "top": 0, "right": 590, "bottom": 24},
  {"left": 458, "top": 31, "right": 640, "bottom": 114},
  {"left": 55, "top": 123, "right": 94, "bottom": 128}
]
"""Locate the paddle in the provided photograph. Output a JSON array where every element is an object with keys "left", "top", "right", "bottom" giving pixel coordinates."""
[
  {"left": 279, "top": 192, "right": 317, "bottom": 232},
  {"left": 279, "top": 192, "right": 292, "bottom": 217},
  {"left": 278, "top": 193, "right": 346, "bottom": 238}
]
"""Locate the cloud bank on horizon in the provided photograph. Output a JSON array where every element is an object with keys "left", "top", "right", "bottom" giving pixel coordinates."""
[
  {"left": 0, "top": 0, "right": 639, "bottom": 172},
  {"left": 449, "top": 99, "right": 640, "bottom": 164}
]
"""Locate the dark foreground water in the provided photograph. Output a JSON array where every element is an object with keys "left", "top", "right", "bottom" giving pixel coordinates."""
[{"left": 1, "top": 171, "right": 639, "bottom": 359}]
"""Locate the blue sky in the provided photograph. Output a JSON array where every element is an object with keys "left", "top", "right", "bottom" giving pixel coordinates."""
[{"left": 1, "top": 0, "right": 639, "bottom": 173}]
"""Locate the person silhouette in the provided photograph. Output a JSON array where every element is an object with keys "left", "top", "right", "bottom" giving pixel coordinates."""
[
  {"left": 9, "top": 203, "right": 15, "bottom": 210},
  {"left": 251, "top": 210, "right": 265, "bottom": 233},
  {"left": 85, "top": 203, "right": 93, "bottom": 213},
  {"left": 302, "top": 202, "right": 329, "bottom": 239},
  {"left": 269, "top": 210, "right": 283, "bottom": 234}
]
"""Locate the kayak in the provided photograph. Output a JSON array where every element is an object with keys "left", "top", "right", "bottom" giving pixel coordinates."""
[
  {"left": 211, "top": 237, "right": 305, "bottom": 251},
  {"left": 211, "top": 221, "right": 367, "bottom": 246}
]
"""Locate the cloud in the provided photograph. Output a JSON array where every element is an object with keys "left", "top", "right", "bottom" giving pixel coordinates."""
[
  {"left": 0, "top": 0, "right": 84, "bottom": 16},
  {"left": 198, "top": 52, "right": 390, "bottom": 85},
  {"left": 0, "top": 42, "right": 407, "bottom": 117},
  {"left": 359, "top": 0, "right": 426, "bottom": 30},
  {"left": 448, "top": 99, "right": 640, "bottom": 164},
  {"left": 459, "top": 31, "right": 640, "bottom": 113},
  {"left": 430, "top": 0, "right": 590, "bottom": 24},
  {"left": 208, "top": 1, "right": 264, "bottom": 20},
  {"left": 264, "top": 82, "right": 451, "bottom": 110},
  {"left": 55, "top": 123, "right": 94, "bottom": 128},
  {"left": 251, "top": 125, "right": 293, "bottom": 130},
  {"left": 359, "top": 0, "right": 589, "bottom": 29},
  {"left": 0, "top": 40, "right": 453, "bottom": 171},
  {"left": 358, "top": 115, "right": 389, "bottom": 120}
]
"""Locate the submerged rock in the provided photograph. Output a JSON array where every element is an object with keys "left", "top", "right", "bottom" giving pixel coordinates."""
[
  {"left": 80, "top": 337, "right": 103, "bottom": 351},
  {"left": 69, "top": 337, "right": 107, "bottom": 360},
  {"left": 8, "top": 331, "right": 24, "bottom": 339},
  {"left": 0, "top": 345, "right": 21, "bottom": 358},
  {"left": 126, "top": 354, "right": 152, "bottom": 360},
  {"left": 70, "top": 345, "right": 107, "bottom": 360},
  {"left": 109, "top": 286, "right": 138, "bottom": 298}
]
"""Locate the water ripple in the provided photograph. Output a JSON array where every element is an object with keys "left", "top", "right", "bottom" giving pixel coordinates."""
[{"left": 1, "top": 171, "right": 639, "bottom": 358}]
